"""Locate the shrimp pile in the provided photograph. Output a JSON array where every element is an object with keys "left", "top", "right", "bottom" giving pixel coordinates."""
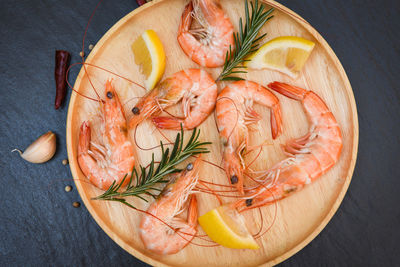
[
  {"left": 178, "top": 0, "right": 234, "bottom": 67},
  {"left": 78, "top": 80, "right": 135, "bottom": 190},
  {"left": 129, "top": 69, "right": 217, "bottom": 130},
  {"left": 216, "top": 80, "right": 282, "bottom": 194},
  {"left": 234, "top": 82, "right": 342, "bottom": 211},
  {"left": 74, "top": 0, "right": 344, "bottom": 256}
]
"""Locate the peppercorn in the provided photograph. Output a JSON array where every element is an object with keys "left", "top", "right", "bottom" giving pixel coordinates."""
[{"left": 65, "top": 185, "right": 72, "bottom": 192}]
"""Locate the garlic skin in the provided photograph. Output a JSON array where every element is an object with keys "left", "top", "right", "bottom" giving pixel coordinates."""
[{"left": 13, "top": 131, "right": 56, "bottom": 163}]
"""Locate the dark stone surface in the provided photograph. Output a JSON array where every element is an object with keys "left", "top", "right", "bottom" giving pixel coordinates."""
[{"left": 0, "top": 0, "right": 399, "bottom": 266}]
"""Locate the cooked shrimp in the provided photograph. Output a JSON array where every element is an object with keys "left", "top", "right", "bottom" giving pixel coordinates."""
[
  {"left": 78, "top": 80, "right": 135, "bottom": 190},
  {"left": 139, "top": 158, "right": 201, "bottom": 255},
  {"left": 235, "top": 82, "right": 342, "bottom": 211},
  {"left": 129, "top": 69, "right": 217, "bottom": 130},
  {"left": 215, "top": 80, "right": 283, "bottom": 194},
  {"left": 177, "top": 0, "right": 234, "bottom": 67}
]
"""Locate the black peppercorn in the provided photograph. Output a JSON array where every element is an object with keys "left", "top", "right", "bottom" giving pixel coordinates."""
[{"left": 106, "top": 91, "right": 113, "bottom": 99}]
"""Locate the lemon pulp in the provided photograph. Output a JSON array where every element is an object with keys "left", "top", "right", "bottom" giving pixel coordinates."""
[
  {"left": 131, "top": 30, "right": 165, "bottom": 90},
  {"left": 198, "top": 205, "right": 259, "bottom": 249},
  {"left": 246, "top": 36, "right": 315, "bottom": 78}
]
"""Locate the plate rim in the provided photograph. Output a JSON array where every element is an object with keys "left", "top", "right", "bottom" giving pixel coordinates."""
[{"left": 66, "top": 0, "right": 359, "bottom": 266}]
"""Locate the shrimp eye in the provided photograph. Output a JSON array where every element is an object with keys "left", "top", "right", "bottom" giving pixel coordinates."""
[
  {"left": 186, "top": 163, "right": 194, "bottom": 171},
  {"left": 284, "top": 186, "right": 297, "bottom": 194},
  {"left": 106, "top": 91, "right": 113, "bottom": 99},
  {"left": 245, "top": 199, "right": 253, "bottom": 207},
  {"left": 230, "top": 175, "right": 238, "bottom": 184},
  {"left": 132, "top": 107, "right": 140, "bottom": 115}
]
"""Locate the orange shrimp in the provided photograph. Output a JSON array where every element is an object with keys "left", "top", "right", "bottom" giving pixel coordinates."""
[
  {"left": 177, "top": 0, "right": 234, "bottom": 67},
  {"left": 129, "top": 69, "right": 217, "bottom": 130},
  {"left": 235, "top": 82, "right": 342, "bottom": 211},
  {"left": 215, "top": 80, "right": 283, "bottom": 194},
  {"left": 139, "top": 158, "right": 201, "bottom": 255},
  {"left": 77, "top": 80, "right": 135, "bottom": 190}
]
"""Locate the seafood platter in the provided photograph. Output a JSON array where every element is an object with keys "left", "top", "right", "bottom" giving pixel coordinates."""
[{"left": 66, "top": 0, "right": 358, "bottom": 266}]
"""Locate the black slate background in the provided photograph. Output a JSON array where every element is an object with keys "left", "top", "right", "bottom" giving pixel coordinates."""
[{"left": 0, "top": 0, "right": 399, "bottom": 266}]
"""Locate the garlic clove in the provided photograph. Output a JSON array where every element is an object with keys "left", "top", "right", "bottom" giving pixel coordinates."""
[{"left": 13, "top": 131, "right": 57, "bottom": 163}]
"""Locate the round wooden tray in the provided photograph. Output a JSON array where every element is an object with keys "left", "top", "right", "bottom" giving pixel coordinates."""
[{"left": 66, "top": 0, "right": 358, "bottom": 266}]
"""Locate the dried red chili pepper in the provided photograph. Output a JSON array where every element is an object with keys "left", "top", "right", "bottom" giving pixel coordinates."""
[
  {"left": 136, "top": 0, "right": 149, "bottom": 6},
  {"left": 54, "top": 50, "right": 71, "bottom": 109}
]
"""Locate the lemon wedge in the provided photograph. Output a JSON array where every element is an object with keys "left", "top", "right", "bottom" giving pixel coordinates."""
[
  {"left": 246, "top": 36, "right": 315, "bottom": 78},
  {"left": 198, "top": 205, "right": 259, "bottom": 249},
  {"left": 131, "top": 30, "right": 166, "bottom": 90}
]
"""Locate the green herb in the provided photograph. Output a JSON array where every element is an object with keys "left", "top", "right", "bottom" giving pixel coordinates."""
[
  {"left": 93, "top": 127, "right": 210, "bottom": 208},
  {"left": 217, "top": 0, "right": 274, "bottom": 81}
]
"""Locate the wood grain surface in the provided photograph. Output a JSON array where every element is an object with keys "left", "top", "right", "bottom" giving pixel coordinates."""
[{"left": 66, "top": 0, "right": 358, "bottom": 266}]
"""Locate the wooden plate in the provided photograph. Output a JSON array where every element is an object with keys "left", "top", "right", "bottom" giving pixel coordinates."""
[{"left": 66, "top": 0, "right": 358, "bottom": 266}]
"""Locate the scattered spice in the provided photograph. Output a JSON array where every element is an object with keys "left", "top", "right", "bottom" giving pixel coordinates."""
[
  {"left": 12, "top": 131, "right": 56, "bottom": 163},
  {"left": 65, "top": 185, "right": 72, "bottom": 192},
  {"left": 72, "top": 202, "right": 81, "bottom": 208},
  {"left": 54, "top": 50, "right": 71, "bottom": 109},
  {"left": 88, "top": 44, "right": 94, "bottom": 50},
  {"left": 62, "top": 159, "right": 68, "bottom": 165}
]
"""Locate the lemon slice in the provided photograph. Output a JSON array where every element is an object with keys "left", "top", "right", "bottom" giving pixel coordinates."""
[
  {"left": 198, "top": 205, "right": 259, "bottom": 249},
  {"left": 131, "top": 30, "right": 166, "bottom": 90},
  {"left": 246, "top": 36, "right": 315, "bottom": 78}
]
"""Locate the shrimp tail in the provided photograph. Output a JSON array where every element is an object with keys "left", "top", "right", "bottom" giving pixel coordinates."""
[
  {"left": 270, "top": 105, "right": 283, "bottom": 139},
  {"left": 173, "top": 195, "right": 198, "bottom": 252},
  {"left": 268, "top": 82, "right": 307, "bottom": 100},
  {"left": 78, "top": 121, "right": 91, "bottom": 155},
  {"left": 152, "top": 116, "right": 184, "bottom": 130},
  {"left": 187, "top": 195, "right": 198, "bottom": 226},
  {"left": 179, "top": 2, "right": 193, "bottom": 34},
  {"left": 198, "top": 0, "right": 223, "bottom": 22}
]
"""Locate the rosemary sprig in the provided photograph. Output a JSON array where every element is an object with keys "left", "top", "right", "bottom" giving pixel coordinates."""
[
  {"left": 93, "top": 127, "right": 210, "bottom": 208},
  {"left": 217, "top": 0, "right": 274, "bottom": 81}
]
